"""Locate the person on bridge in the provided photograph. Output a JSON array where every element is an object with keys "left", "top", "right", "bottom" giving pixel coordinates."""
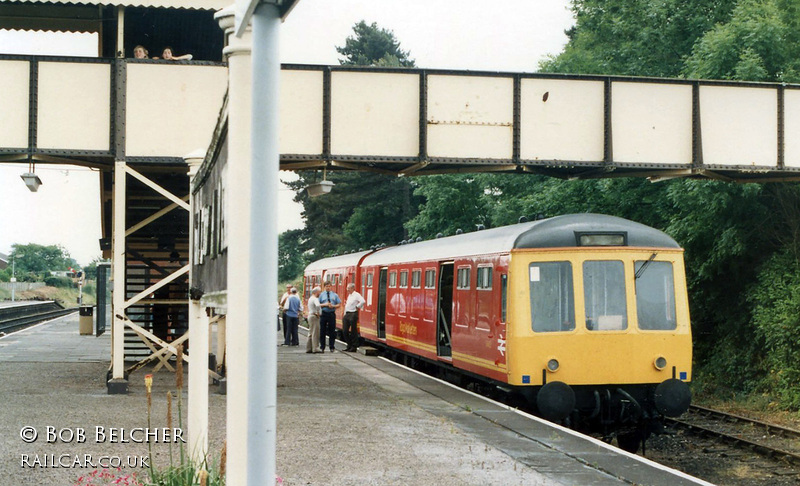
[
  {"left": 159, "top": 47, "right": 193, "bottom": 61},
  {"left": 343, "top": 283, "right": 365, "bottom": 352},
  {"left": 284, "top": 288, "right": 302, "bottom": 346},
  {"left": 305, "top": 286, "right": 322, "bottom": 353},
  {"left": 133, "top": 45, "right": 149, "bottom": 59},
  {"left": 318, "top": 281, "right": 341, "bottom": 353}
]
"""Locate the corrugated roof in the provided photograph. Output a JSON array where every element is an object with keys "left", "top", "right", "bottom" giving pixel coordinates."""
[{"left": 7, "top": 0, "right": 229, "bottom": 10}]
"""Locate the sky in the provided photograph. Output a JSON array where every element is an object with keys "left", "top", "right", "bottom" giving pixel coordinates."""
[{"left": 0, "top": 0, "right": 574, "bottom": 266}]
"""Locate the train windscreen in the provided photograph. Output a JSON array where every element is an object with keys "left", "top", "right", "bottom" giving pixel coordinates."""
[
  {"left": 634, "top": 261, "right": 677, "bottom": 330},
  {"left": 529, "top": 262, "right": 575, "bottom": 332}
]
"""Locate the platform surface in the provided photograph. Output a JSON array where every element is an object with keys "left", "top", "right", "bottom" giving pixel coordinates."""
[{"left": 0, "top": 314, "right": 711, "bottom": 485}]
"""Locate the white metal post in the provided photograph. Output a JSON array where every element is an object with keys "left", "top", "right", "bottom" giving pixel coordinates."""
[
  {"left": 109, "top": 160, "right": 128, "bottom": 393},
  {"left": 215, "top": 6, "right": 254, "bottom": 485},
  {"left": 248, "top": 4, "right": 281, "bottom": 484},
  {"left": 186, "top": 154, "right": 210, "bottom": 465}
]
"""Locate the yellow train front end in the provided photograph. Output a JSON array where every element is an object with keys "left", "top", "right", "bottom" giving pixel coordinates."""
[{"left": 506, "top": 246, "right": 692, "bottom": 440}]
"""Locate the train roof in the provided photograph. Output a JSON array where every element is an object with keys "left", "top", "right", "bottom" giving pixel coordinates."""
[
  {"left": 360, "top": 214, "right": 680, "bottom": 266},
  {"left": 305, "top": 250, "right": 372, "bottom": 273}
]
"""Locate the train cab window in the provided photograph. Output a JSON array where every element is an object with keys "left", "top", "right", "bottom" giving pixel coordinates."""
[
  {"left": 424, "top": 269, "right": 436, "bottom": 289},
  {"left": 366, "top": 272, "right": 374, "bottom": 287},
  {"left": 634, "top": 261, "right": 677, "bottom": 330},
  {"left": 477, "top": 267, "right": 492, "bottom": 290},
  {"left": 529, "top": 262, "right": 575, "bottom": 332},
  {"left": 583, "top": 260, "right": 628, "bottom": 331},
  {"left": 411, "top": 270, "right": 421, "bottom": 288},
  {"left": 400, "top": 270, "right": 408, "bottom": 287},
  {"left": 389, "top": 271, "right": 397, "bottom": 288},
  {"left": 456, "top": 267, "right": 470, "bottom": 289}
]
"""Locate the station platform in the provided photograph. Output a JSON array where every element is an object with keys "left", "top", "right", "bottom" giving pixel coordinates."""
[{"left": 0, "top": 313, "right": 711, "bottom": 485}]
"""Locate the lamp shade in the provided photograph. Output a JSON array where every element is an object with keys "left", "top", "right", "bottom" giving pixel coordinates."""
[{"left": 20, "top": 172, "right": 42, "bottom": 192}]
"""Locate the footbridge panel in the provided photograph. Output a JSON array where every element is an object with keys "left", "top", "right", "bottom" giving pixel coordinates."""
[
  {"left": 278, "top": 65, "right": 800, "bottom": 181},
  {"left": 0, "top": 56, "right": 227, "bottom": 166}
]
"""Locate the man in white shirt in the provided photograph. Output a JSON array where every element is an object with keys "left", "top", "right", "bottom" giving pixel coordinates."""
[
  {"left": 343, "top": 283, "right": 366, "bottom": 352},
  {"left": 305, "top": 286, "right": 322, "bottom": 353}
]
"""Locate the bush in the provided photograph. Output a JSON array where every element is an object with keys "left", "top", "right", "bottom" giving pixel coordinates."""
[
  {"left": 44, "top": 276, "right": 73, "bottom": 288},
  {"left": 748, "top": 250, "right": 800, "bottom": 409}
]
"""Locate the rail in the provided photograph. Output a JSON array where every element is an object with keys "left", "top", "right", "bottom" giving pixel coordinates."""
[
  {"left": 666, "top": 404, "right": 800, "bottom": 466},
  {"left": 0, "top": 301, "right": 77, "bottom": 335}
]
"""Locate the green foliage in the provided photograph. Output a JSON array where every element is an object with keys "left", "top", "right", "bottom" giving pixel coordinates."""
[
  {"left": 684, "top": 0, "right": 797, "bottom": 82},
  {"left": 748, "top": 251, "right": 800, "bottom": 409},
  {"left": 278, "top": 229, "right": 307, "bottom": 282},
  {"left": 288, "top": 171, "right": 420, "bottom": 257},
  {"left": 336, "top": 21, "right": 415, "bottom": 67},
  {"left": 404, "top": 175, "right": 488, "bottom": 239},
  {"left": 44, "top": 276, "right": 74, "bottom": 288},
  {"left": 539, "top": 0, "right": 736, "bottom": 76},
  {"left": 9, "top": 243, "right": 78, "bottom": 278}
]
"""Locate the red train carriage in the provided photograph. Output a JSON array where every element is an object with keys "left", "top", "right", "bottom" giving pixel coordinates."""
[{"left": 304, "top": 214, "right": 692, "bottom": 448}]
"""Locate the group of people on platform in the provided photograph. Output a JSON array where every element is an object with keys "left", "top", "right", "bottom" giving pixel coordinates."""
[
  {"left": 279, "top": 281, "right": 365, "bottom": 353},
  {"left": 133, "top": 44, "right": 193, "bottom": 61}
]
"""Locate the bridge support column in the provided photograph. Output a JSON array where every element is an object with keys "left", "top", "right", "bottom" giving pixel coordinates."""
[{"left": 108, "top": 159, "right": 128, "bottom": 394}]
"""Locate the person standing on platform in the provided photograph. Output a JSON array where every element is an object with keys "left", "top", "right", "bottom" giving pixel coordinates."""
[
  {"left": 279, "top": 284, "right": 293, "bottom": 346},
  {"left": 343, "top": 283, "right": 366, "bottom": 352},
  {"left": 305, "top": 286, "right": 322, "bottom": 353},
  {"left": 285, "top": 287, "right": 302, "bottom": 346},
  {"left": 318, "top": 281, "right": 341, "bottom": 353}
]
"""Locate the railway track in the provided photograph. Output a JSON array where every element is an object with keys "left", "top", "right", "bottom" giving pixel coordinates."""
[
  {"left": 0, "top": 302, "right": 77, "bottom": 335},
  {"left": 666, "top": 404, "right": 800, "bottom": 466}
]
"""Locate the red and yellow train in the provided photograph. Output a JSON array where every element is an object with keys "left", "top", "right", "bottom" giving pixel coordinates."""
[{"left": 304, "top": 214, "right": 692, "bottom": 445}]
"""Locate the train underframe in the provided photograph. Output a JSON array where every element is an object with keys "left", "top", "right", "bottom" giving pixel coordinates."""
[{"left": 365, "top": 338, "right": 690, "bottom": 453}]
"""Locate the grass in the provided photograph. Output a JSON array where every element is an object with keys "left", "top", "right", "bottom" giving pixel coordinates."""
[{"left": 0, "top": 284, "right": 95, "bottom": 308}]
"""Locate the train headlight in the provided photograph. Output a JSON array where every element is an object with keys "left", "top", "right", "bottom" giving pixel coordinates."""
[
  {"left": 547, "top": 358, "right": 560, "bottom": 372},
  {"left": 654, "top": 356, "right": 667, "bottom": 371}
]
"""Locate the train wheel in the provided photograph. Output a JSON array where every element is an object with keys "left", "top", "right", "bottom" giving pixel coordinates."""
[{"left": 616, "top": 431, "right": 643, "bottom": 453}]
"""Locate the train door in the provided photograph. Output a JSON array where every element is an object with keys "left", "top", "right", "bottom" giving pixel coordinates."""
[
  {"left": 377, "top": 268, "right": 388, "bottom": 339},
  {"left": 437, "top": 262, "right": 454, "bottom": 357}
]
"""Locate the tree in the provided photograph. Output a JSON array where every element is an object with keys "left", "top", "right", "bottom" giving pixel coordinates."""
[
  {"left": 9, "top": 243, "right": 77, "bottom": 280},
  {"left": 336, "top": 21, "right": 415, "bottom": 67},
  {"left": 290, "top": 21, "right": 419, "bottom": 258},
  {"left": 539, "top": 0, "right": 737, "bottom": 77},
  {"left": 684, "top": 0, "right": 800, "bottom": 82},
  {"left": 278, "top": 229, "right": 307, "bottom": 283}
]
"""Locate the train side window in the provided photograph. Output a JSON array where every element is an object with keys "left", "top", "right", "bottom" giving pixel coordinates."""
[
  {"left": 389, "top": 271, "right": 397, "bottom": 288},
  {"left": 529, "top": 262, "right": 575, "bottom": 332},
  {"left": 424, "top": 269, "right": 436, "bottom": 289},
  {"left": 501, "top": 274, "right": 507, "bottom": 322},
  {"left": 456, "top": 267, "right": 471, "bottom": 289},
  {"left": 400, "top": 270, "right": 408, "bottom": 287},
  {"left": 366, "top": 272, "right": 374, "bottom": 288},
  {"left": 634, "top": 261, "right": 677, "bottom": 330},
  {"left": 583, "top": 260, "right": 628, "bottom": 331},
  {"left": 411, "top": 270, "right": 421, "bottom": 288},
  {"left": 477, "top": 266, "right": 492, "bottom": 290}
]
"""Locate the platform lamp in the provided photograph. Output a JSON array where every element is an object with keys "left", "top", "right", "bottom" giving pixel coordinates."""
[
  {"left": 306, "top": 167, "right": 334, "bottom": 198},
  {"left": 20, "top": 161, "right": 42, "bottom": 192}
]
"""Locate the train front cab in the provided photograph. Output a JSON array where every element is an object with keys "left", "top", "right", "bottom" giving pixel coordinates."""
[{"left": 505, "top": 246, "right": 693, "bottom": 425}]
